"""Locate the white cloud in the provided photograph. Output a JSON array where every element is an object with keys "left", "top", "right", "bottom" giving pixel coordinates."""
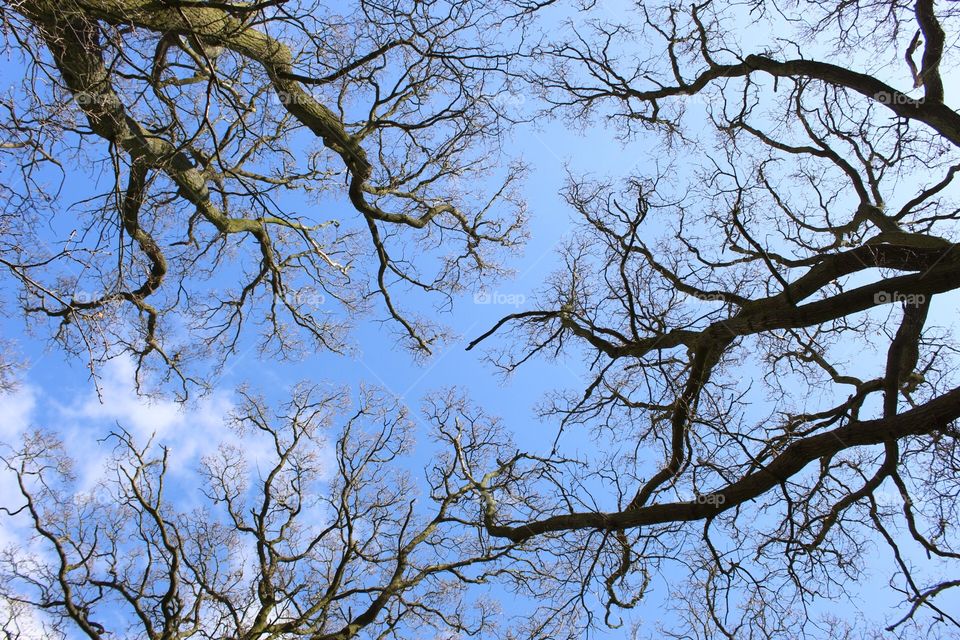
[
  {"left": 0, "top": 358, "right": 239, "bottom": 539},
  {"left": 0, "top": 356, "right": 341, "bottom": 543},
  {"left": 0, "top": 356, "right": 244, "bottom": 504},
  {"left": 0, "top": 384, "right": 36, "bottom": 442},
  {"left": 70, "top": 357, "right": 229, "bottom": 441},
  {"left": 0, "top": 384, "right": 38, "bottom": 550},
  {"left": 51, "top": 357, "right": 235, "bottom": 490}
]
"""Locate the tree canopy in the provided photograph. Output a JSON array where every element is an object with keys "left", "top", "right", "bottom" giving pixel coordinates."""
[{"left": 2, "top": 0, "right": 960, "bottom": 638}]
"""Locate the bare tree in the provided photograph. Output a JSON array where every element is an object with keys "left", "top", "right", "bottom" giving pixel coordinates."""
[
  {"left": 5, "top": 0, "right": 960, "bottom": 637},
  {"left": 0, "top": 385, "right": 593, "bottom": 640},
  {"left": 464, "top": 0, "right": 960, "bottom": 637},
  {"left": 0, "top": 0, "right": 536, "bottom": 395}
]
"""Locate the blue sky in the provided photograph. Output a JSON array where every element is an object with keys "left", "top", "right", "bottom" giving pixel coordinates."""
[
  {"left": 1, "top": 103, "right": 947, "bottom": 638},
  {"left": 1, "top": 0, "right": 959, "bottom": 636}
]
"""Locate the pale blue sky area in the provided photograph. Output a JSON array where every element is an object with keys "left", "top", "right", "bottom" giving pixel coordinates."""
[{"left": 1, "top": 0, "right": 959, "bottom": 635}]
